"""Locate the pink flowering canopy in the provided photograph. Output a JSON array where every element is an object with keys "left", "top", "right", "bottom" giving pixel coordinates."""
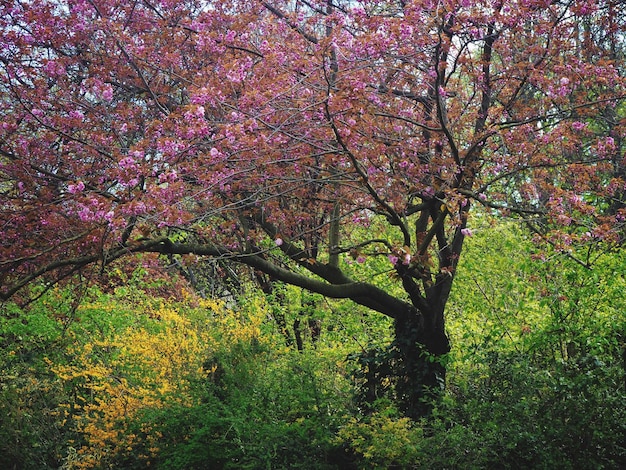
[{"left": 1, "top": 0, "right": 625, "bottom": 314}]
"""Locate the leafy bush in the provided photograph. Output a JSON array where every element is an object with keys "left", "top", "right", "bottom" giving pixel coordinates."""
[
  {"left": 336, "top": 404, "right": 422, "bottom": 469},
  {"left": 0, "top": 297, "right": 74, "bottom": 469},
  {"left": 433, "top": 222, "right": 626, "bottom": 469},
  {"left": 135, "top": 337, "right": 352, "bottom": 469},
  {"left": 416, "top": 348, "right": 626, "bottom": 469}
]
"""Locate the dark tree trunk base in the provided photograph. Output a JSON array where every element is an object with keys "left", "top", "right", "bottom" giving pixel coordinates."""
[{"left": 352, "top": 308, "right": 450, "bottom": 420}]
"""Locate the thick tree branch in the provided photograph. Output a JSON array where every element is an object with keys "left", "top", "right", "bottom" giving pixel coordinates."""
[
  {"left": 417, "top": 204, "right": 448, "bottom": 256},
  {"left": 147, "top": 239, "right": 414, "bottom": 319},
  {"left": 0, "top": 238, "right": 167, "bottom": 301}
]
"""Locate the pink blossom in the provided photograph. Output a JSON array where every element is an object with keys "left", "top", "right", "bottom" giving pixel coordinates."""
[
  {"left": 388, "top": 254, "right": 399, "bottom": 265},
  {"left": 403, "top": 253, "right": 411, "bottom": 265},
  {"left": 356, "top": 255, "right": 366, "bottom": 264},
  {"left": 69, "top": 110, "right": 84, "bottom": 120},
  {"left": 274, "top": 237, "right": 283, "bottom": 246},
  {"left": 44, "top": 60, "right": 64, "bottom": 77},
  {"left": 399, "top": 24, "right": 413, "bottom": 40},
  {"left": 572, "top": 121, "right": 586, "bottom": 131},
  {"left": 44, "top": 61, "right": 58, "bottom": 75},
  {"left": 605, "top": 136, "right": 615, "bottom": 149},
  {"left": 68, "top": 181, "right": 85, "bottom": 194},
  {"left": 556, "top": 214, "right": 572, "bottom": 225},
  {"left": 568, "top": 194, "right": 582, "bottom": 204},
  {"left": 185, "top": 105, "right": 205, "bottom": 120},
  {"left": 461, "top": 228, "right": 473, "bottom": 237},
  {"left": 78, "top": 207, "right": 92, "bottom": 221},
  {"left": 119, "top": 156, "right": 136, "bottom": 169},
  {"left": 158, "top": 139, "right": 184, "bottom": 156},
  {"left": 101, "top": 84, "right": 113, "bottom": 101}
]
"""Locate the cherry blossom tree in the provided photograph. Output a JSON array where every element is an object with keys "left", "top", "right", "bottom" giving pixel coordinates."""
[{"left": 1, "top": 0, "right": 624, "bottom": 417}]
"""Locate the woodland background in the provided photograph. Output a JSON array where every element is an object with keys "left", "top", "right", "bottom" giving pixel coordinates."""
[{"left": 1, "top": 219, "right": 625, "bottom": 469}]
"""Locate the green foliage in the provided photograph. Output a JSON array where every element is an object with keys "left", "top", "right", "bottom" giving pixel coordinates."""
[
  {"left": 144, "top": 386, "right": 341, "bottom": 469},
  {"left": 1, "top": 221, "right": 625, "bottom": 469},
  {"left": 437, "top": 219, "right": 626, "bottom": 469},
  {"left": 0, "top": 297, "right": 74, "bottom": 469},
  {"left": 336, "top": 404, "right": 423, "bottom": 469},
  {"left": 417, "top": 347, "right": 625, "bottom": 469}
]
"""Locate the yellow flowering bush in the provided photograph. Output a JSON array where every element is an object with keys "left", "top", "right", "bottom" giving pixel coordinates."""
[{"left": 53, "top": 292, "right": 218, "bottom": 469}]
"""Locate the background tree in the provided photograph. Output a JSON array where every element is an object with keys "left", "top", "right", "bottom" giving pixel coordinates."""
[{"left": 1, "top": 0, "right": 624, "bottom": 417}]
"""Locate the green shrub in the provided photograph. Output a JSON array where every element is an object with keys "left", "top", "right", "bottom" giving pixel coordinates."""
[{"left": 336, "top": 404, "right": 422, "bottom": 469}]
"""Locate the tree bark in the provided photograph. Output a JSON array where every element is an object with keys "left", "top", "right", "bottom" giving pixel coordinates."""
[
  {"left": 351, "top": 298, "right": 450, "bottom": 419},
  {"left": 393, "top": 305, "right": 450, "bottom": 419}
]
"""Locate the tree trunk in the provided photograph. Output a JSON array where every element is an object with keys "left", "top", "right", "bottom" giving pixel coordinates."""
[
  {"left": 353, "top": 304, "right": 450, "bottom": 420},
  {"left": 393, "top": 306, "right": 450, "bottom": 419}
]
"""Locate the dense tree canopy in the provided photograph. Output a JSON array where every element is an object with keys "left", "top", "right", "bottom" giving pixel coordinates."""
[{"left": 1, "top": 0, "right": 625, "bottom": 416}]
